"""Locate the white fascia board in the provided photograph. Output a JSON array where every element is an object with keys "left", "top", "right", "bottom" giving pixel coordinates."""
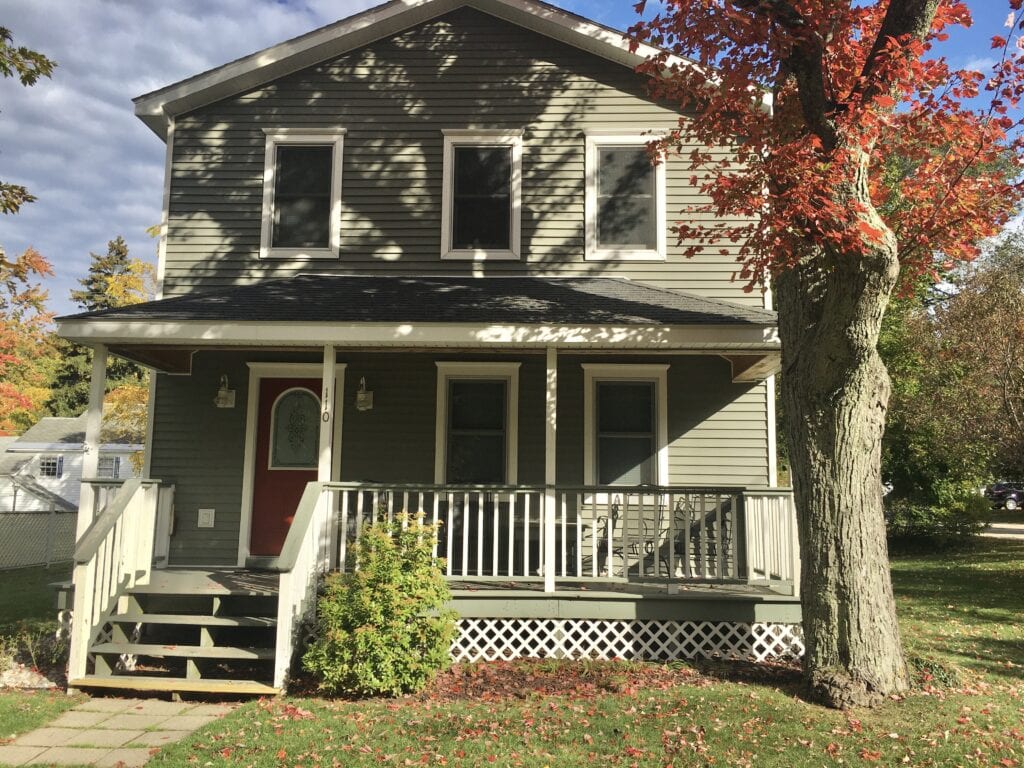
[
  {"left": 133, "top": 0, "right": 708, "bottom": 139},
  {"left": 7, "top": 443, "right": 142, "bottom": 453},
  {"left": 57, "top": 319, "right": 779, "bottom": 350}
]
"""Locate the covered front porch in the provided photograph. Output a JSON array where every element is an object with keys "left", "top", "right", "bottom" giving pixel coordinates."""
[{"left": 57, "top": 275, "right": 799, "bottom": 693}]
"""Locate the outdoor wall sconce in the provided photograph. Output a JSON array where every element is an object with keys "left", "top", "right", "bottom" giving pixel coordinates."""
[
  {"left": 214, "top": 375, "right": 236, "bottom": 409},
  {"left": 355, "top": 377, "right": 374, "bottom": 412}
]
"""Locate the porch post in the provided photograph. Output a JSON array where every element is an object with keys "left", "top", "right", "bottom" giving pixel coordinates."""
[
  {"left": 544, "top": 347, "right": 557, "bottom": 593},
  {"left": 77, "top": 344, "right": 108, "bottom": 541},
  {"left": 318, "top": 345, "right": 336, "bottom": 482}
]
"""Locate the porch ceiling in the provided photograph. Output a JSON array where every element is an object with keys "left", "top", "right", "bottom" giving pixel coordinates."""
[{"left": 58, "top": 276, "right": 781, "bottom": 375}]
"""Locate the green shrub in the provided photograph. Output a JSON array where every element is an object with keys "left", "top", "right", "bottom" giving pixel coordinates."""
[
  {"left": 303, "top": 514, "right": 457, "bottom": 697},
  {"left": 886, "top": 490, "right": 989, "bottom": 550}
]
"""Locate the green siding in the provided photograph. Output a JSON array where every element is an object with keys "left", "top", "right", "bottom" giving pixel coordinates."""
[
  {"left": 164, "top": 7, "right": 760, "bottom": 305},
  {"left": 152, "top": 351, "right": 768, "bottom": 565}
]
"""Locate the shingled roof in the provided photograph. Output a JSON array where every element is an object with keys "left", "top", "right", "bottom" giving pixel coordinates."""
[{"left": 58, "top": 276, "right": 776, "bottom": 327}]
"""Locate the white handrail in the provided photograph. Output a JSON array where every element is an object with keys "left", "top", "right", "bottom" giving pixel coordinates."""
[{"left": 67, "top": 480, "right": 162, "bottom": 685}]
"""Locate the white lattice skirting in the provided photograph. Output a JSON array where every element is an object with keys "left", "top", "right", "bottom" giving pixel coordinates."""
[{"left": 451, "top": 619, "right": 804, "bottom": 664}]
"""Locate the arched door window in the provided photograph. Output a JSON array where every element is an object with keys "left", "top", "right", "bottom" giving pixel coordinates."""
[{"left": 269, "top": 388, "right": 320, "bottom": 469}]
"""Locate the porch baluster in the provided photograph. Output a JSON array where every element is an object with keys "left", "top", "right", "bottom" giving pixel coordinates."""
[
  {"left": 338, "top": 492, "right": 349, "bottom": 572},
  {"left": 477, "top": 491, "right": 484, "bottom": 578},
  {"left": 560, "top": 494, "right": 567, "bottom": 579},
  {"left": 445, "top": 491, "right": 454, "bottom": 578},
  {"left": 507, "top": 493, "right": 515, "bottom": 578},
  {"left": 715, "top": 493, "right": 724, "bottom": 579}
]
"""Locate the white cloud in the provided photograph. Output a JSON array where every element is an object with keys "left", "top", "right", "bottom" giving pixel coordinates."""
[{"left": 0, "top": 0, "right": 377, "bottom": 315}]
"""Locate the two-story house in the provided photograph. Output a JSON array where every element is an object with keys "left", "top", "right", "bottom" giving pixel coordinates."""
[{"left": 57, "top": 0, "right": 801, "bottom": 696}]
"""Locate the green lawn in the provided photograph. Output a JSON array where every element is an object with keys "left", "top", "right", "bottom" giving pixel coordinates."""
[
  {"left": 0, "top": 563, "right": 81, "bottom": 744},
  {"left": 147, "top": 540, "right": 1024, "bottom": 768},
  {"left": 0, "top": 562, "right": 71, "bottom": 635}
]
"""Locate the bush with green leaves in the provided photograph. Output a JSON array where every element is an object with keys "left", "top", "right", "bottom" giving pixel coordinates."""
[
  {"left": 886, "top": 489, "right": 990, "bottom": 550},
  {"left": 303, "top": 514, "right": 457, "bottom": 697}
]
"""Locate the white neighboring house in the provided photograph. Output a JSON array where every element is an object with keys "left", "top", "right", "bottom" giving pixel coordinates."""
[{"left": 0, "top": 415, "right": 142, "bottom": 513}]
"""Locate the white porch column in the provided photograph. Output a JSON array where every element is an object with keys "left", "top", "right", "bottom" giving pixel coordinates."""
[
  {"left": 543, "top": 347, "right": 557, "bottom": 593},
  {"left": 76, "top": 344, "right": 108, "bottom": 541},
  {"left": 318, "top": 345, "right": 336, "bottom": 482}
]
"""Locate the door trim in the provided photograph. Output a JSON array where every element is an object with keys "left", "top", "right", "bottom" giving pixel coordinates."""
[{"left": 236, "top": 362, "right": 347, "bottom": 566}]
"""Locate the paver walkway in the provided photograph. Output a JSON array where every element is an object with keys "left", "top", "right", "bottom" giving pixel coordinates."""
[{"left": 0, "top": 697, "right": 238, "bottom": 767}]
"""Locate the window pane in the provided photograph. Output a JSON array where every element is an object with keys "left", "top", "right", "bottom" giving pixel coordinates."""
[
  {"left": 598, "top": 382, "right": 653, "bottom": 434},
  {"left": 271, "top": 390, "right": 320, "bottom": 468},
  {"left": 272, "top": 145, "right": 333, "bottom": 249},
  {"left": 596, "top": 381, "right": 656, "bottom": 486},
  {"left": 447, "top": 379, "right": 507, "bottom": 484},
  {"left": 597, "top": 147, "right": 656, "bottom": 250},
  {"left": 452, "top": 146, "right": 511, "bottom": 250},
  {"left": 598, "top": 436, "right": 654, "bottom": 485},
  {"left": 447, "top": 435, "right": 506, "bottom": 484},
  {"left": 450, "top": 381, "right": 506, "bottom": 431}
]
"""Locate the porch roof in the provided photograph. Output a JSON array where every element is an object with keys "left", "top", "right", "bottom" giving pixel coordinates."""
[
  {"left": 58, "top": 275, "right": 776, "bottom": 326},
  {"left": 56, "top": 276, "right": 781, "bottom": 377}
]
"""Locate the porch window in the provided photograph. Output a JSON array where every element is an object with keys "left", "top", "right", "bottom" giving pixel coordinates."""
[
  {"left": 39, "top": 455, "right": 63, "bottom": 478},
  {"left": 446, "top": 380, "right": 507, "bottom": 484},
  {"left": 435, "top": 362, "right": 521, "bottom": 484},
  {"left": 582, "top": 364, "right": 669, "bottom": 487},
  {"left": 441, "top": 130, "right": 522, "bottom": 261},
  {"left": 596, "top": 382, "right": 655, "bottom": 485},
  {"left": 585, "top": 134, "right": 666, "bottom": 261},
  {"left": 260, "top": 129, "right": 345, "bottom": 260}
]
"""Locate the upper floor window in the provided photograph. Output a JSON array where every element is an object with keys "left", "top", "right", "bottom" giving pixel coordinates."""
[
  {"left": 260, "top": 129, "right": 345, "bottom": 260},
  {"left": 39, "top": 455, "right": 63, "bottom": 479},
  {"left": 441, "top": 130, "right": 522, "bottom": 261},
  {"left": 585, "top": 134, "right": 666, "bottom": 261}
]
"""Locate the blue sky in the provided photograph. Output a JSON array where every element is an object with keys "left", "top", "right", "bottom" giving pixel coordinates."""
[{"left": 0, "top": 0, "right": 1014, "bottom": 315}]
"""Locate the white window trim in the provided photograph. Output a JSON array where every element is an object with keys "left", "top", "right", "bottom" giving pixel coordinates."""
[
  {"left": 434, "top": 362, "right": 521, "bottom": 484},
  {"left": 585, "top": 134, "right": 667, "bottom": 262},
  {"left": 38, "top": 455, "right": 64, "bottom": 479},
  {"left": 259, "top": 128, "right": 346, "bottom": 260},
  {"left": 441, "top": 130, "right": 523, "bottom": 262},
  {"left": 582, "top": 364, "right": 669, "bottom": 486}
]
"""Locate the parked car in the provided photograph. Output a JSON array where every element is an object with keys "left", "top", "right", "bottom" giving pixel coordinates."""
[{"left": 985, "top": 482, "right": 1024, "bottom": 511}]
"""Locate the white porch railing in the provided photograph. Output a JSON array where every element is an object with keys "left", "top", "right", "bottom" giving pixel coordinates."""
[
  {"left": 67, "top": 479, "right": 164, "bottom": 684},
  {"left": 744, "top": 489, "right": 801, "bottom": 596},
  {"left": 273, "top": 482, "right": 336, "bottom": 690},
  {"left": 308, "top": 483, "right": 798, "bottom": 591}
]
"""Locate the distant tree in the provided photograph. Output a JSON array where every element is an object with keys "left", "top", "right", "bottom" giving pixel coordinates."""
[
  {"left": 0, "top": 246, "right": 58, "bottom": 433},
  {"left": 0, "top": 27, "right": 55, "bottom": 216},
  {"left": 882, "top": 234, "right": 1024, "bottom": 498},
  {"left": 46, "top": 237, "right": 154, "bottom": 417}
]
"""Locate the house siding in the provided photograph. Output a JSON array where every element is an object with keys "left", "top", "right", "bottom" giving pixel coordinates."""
[
  {"left": 151, "top": 351, "right": 768, "bottom": 566},
  {"left": 164, "top": 7, "right": 758, "bottom": 305}
]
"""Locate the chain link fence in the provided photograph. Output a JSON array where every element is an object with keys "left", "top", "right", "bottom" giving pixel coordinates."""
[{"left": 0, "top": 510, "right": 77, "bottom": 569}]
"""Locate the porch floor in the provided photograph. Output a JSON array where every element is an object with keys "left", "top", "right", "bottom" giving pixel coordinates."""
[{"left": 145, "top": 568, "right": 801, "bottom": 624}]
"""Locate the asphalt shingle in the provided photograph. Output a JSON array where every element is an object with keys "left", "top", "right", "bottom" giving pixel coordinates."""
[{"left": 58, "top": 276, "right": 777, "bottom": 327}]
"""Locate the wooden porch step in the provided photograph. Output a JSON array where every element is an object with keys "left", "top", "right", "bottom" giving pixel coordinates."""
[
  {"left": 109, "top": 613, "right": 277, "bottom": 628},
  {"left": 70, "top": 675, "right": 279, "bottom": 696},
  {"left": 127, "top": 583, "right": 278, "bottom": 597},
  {"left": 90, "top": 642, "right": 275, "bottom": 661}
]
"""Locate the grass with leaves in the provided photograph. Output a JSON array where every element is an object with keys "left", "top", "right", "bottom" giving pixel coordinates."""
[{"left": 146, "top": 540, "right": 1023, "bottom": 768}]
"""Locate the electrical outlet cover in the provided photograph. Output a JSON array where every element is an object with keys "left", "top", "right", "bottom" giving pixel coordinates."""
[{"left": 198, "top": 508, "right": 216, "bottom": 528}]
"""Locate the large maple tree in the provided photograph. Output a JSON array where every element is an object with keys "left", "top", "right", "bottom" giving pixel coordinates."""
[{"left": 632, "top": 0, "right": 1024, "bottom": 706}]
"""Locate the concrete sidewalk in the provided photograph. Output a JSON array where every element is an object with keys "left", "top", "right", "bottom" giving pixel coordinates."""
[
  {"left": 982, "top": 522, "right": 1024, "bottom": 541},
  {"left": 0, "top": 697, "right": 237, "bottom": 767}
]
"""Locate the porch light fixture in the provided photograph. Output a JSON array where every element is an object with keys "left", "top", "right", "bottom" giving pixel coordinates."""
[
  {"left": 355, "top": 377, "right": 374, "bottom": 412},
  {"left": 214, "top": 375, "right": 236, "bottom": 409}
]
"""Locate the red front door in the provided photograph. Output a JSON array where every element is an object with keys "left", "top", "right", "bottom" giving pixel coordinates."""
[{"left": 250, "top": 378, "right": 322, "bottom": 557}]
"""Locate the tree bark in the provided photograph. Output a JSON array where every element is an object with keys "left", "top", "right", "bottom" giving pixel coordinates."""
[{"left": 776, "top": 153, "right": 909, "bottom": 709}]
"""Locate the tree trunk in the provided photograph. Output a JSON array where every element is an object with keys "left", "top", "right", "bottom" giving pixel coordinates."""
[{"left": 775, "top": 171, "right": 909, "bottom": 708}]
